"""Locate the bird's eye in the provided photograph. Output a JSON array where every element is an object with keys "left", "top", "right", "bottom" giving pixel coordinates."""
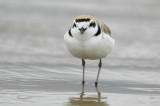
[
  {"left": 89, "top": 22, "right": 96, "bottom": 27},
  {"left": 73, "top": 23, "right": 76, "bottom": 27}
]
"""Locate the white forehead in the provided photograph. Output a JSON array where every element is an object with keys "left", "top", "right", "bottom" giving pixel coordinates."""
[
  {"left": 77, "top": 22, "right": 88, "bottom": 28},
  {"left": 73, "top": 20, "right": 94, "bottom": 28}
]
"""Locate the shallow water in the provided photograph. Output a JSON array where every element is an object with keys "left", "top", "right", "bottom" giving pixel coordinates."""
[{"left": 0, "top": 0, "right": 160, "bottom": 106}]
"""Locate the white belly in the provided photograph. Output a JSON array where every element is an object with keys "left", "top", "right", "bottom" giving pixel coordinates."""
[{"left": 64, "top": 33, "right": 114, "bottom": 60}]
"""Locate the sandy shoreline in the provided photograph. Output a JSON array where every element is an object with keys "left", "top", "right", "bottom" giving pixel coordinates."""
[{"left": 1, "top": 89, "right": 160, "bottom": 106}]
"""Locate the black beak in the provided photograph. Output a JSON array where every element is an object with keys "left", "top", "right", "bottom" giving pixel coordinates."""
[{"left": 79, "top": 27, "right": 86, "bottom": 34}]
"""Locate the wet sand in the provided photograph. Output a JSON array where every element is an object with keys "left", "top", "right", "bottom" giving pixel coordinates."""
[{"left": 0, "top": 0, "right": 160, "bottom": 106}]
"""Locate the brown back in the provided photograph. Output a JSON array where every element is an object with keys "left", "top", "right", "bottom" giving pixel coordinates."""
[{"left": 95, "top": 19, "right": 111, "bottom": 36}]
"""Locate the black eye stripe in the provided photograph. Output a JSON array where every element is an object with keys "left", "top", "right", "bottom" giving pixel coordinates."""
[
  {"left": 73, "top": 23, "right": 76, "bottom": 27},
  {"left": 89, "top": 22, "right": 96, "bottom": 27}
]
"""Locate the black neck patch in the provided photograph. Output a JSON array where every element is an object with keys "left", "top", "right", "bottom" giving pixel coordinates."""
[
  {"left": 94, "top": 25, "right": 101, "bottom": 36},
  {"left": 75, "top": 18, "right": 90, "bottom": 22},
  {"left": 68, "top": 29, "right": 73, "bottom": 37}
]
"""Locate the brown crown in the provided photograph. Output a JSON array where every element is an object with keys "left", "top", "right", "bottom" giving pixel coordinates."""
[{"left": 75, "top": 15, "right": 94, "bottom": 20}]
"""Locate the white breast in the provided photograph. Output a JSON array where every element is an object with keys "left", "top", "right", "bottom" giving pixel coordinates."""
[{"left": 64, "top": 32, "right": 114, "bottom": 60}]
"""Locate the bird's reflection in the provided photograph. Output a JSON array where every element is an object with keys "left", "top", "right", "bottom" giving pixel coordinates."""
[{"left": 67, "top": 85, "right": 109, "bottom": 106}]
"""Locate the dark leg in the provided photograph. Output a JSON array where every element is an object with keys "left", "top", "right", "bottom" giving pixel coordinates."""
[
  {"left": 95, "top": 85, "right": 101, "bottom": 102},
  {"left": 95, "top": 59, "right": 102, "bottom": 86},
  {"left": 82, "top": 59, "right": 85, "bottom": 85},
  {"left": 80, "top": 84, "right": 85, "bottom": 100}
]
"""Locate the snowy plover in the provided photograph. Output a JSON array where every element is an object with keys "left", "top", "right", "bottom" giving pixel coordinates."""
[{"left": 64, "top": 15, "right": 114, "bottom": 86}]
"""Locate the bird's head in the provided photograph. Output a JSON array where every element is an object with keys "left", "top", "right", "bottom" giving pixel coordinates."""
[{"left": 70, "top": 15, "right": 99, "bottom": 41}]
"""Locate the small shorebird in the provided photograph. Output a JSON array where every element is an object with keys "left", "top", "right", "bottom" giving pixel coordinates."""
[{"left": 64, "top": 15, "right": 114, "bottom": 86}]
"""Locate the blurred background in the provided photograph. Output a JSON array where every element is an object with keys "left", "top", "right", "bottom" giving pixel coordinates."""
[
  {"left": 0, "top": 0, "right": 160, "bottom": 106},
  {"left": 0, "top": 0, "right": 159, "bottom": 63}
]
